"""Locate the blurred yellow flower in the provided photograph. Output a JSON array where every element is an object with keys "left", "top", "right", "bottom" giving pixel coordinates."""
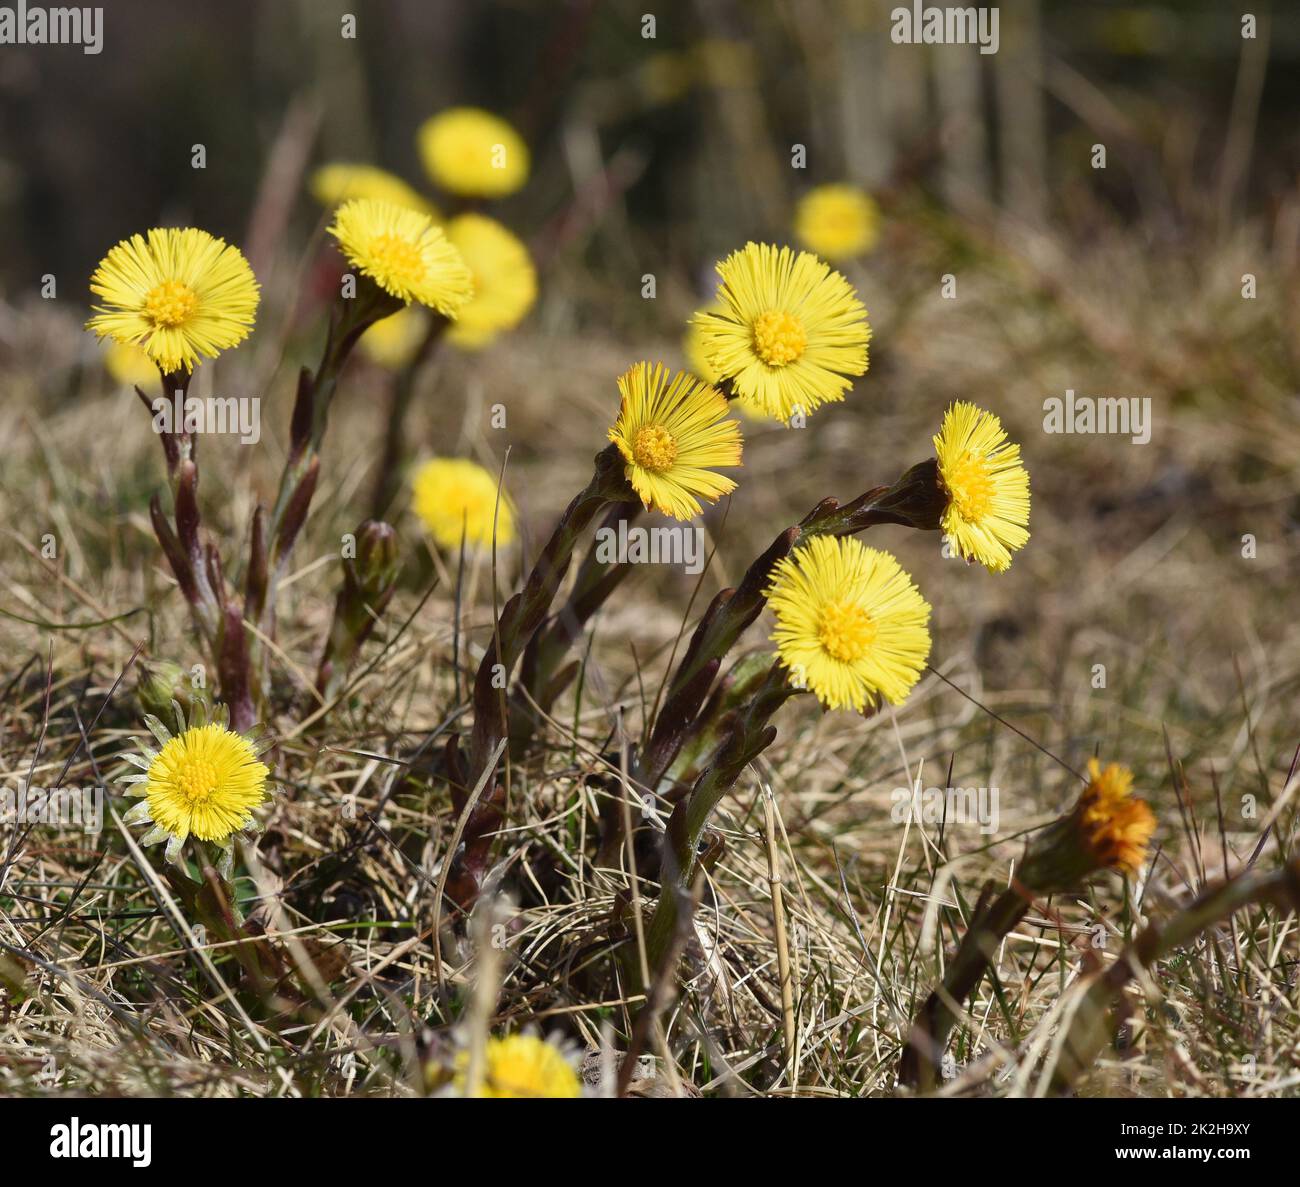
[
  {"left": 411, "top": 457, "right": 514, "bottom": 551},
  {"left": 103, "top": 340, "right": 159, "bottom": 388},
  {"left": 417, "top": 107, "right": 529, "bottom": 199},
  {"left": 794, "top": 184, "right": 880, "bottom": 261},
  {"left": 608, "top": 362, "right": 743, "bottom": 522},
  {"left": 767, "top": 536, "right": 931, "bottom": 712},
  {"left": 444, "top": 213, "right": 537, "bottom": 349},
  {"left": 328, "top": 199, "right": 472, "bottom": 315},
  {"left": 455, "top": 1034, "right": 581, "bottom": 1098},
  {"left": 692, "top": 243, "right": 870, "bottom": 424},
  {"left": 359, "top": 306, "right": 430, "bottom": 370},
  {"left": 309, "top": 162, "right": 436, "bottom": 217},
  {"left": 934, "top": 401, "right": 1030, "bottom": 573},
  {"left": 1077, "top": 759, "right": 1156, "bottom": 876},
  {"left": 87, "top": 227, "right": 260, "bottom": 375}
]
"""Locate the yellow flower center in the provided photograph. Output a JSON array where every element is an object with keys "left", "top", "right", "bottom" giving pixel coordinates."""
[
  {"left": 632, "top": 424, "right": 678, "bottom": 472},
  {"left": 818, "top": 600, "right": 876, "bottom": 663},
  {"left": 172, "top": 755, "right": 220, "bottom": 804},
  {"left": 370, "top": 233, "right": 426, "bottom": 284},
  {"left": 943, "top": 450, "right": 994, "bottom": 522},
  {"left": 144, "top": 279, "right": 199, "bottom": 328},
  {"left": 752, "top": 309, "right": 807, "bottom": 367}
]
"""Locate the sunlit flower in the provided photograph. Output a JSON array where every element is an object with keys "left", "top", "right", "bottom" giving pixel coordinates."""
[
  {"left": 359, "top": 306, "right": 430, "bottom": 370},
  {"left": 607, "top": 362, "right": 743, "bottom": 522},
  {"left": 309, "top": 162, "right": 437, "bottom": 217},
  {"left": 934, "top": 401, "right": 1030, "bottom": 573},
  {"left": 417, "top": 107, "right": 529, "bottom": 198},
  {"left": 328, "top": 199, "right": 472, "bottom": 314},
  {"left": 444, "top": 214, "right": 537, "bottom": 349},
  {"left": 411, "top": 457, "right": 515, "bottom": 551},
  {"left": 794, "top": 184, "right": 880, "bottom": 261},
  {"left": 767, "top": 536, "right": 931, "bottom": 712},
  {"left": 1075, "top": 759, "right": 1156, "bottom": 876},
  {"left": 453, "top": 1034, "right": 581, "bottom": 1098},
  {"left": 692, "top": 243, "right": 870, "bottom": 424},
  {"left": 87, "top": 227, "right": 260, "bottom": 375},
  {"left": 118, "top": 702, "right": 272, "bottom": 872}
]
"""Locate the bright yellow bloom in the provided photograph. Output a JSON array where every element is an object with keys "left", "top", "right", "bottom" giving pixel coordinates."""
[
  {"left": 309, "top": 162, "right": 437, "bottom": 217},
  {"left": 359, "top": 306, "right": 430, "bottom": 370},
  {"left": 119, "top": 706, "right": 271, "bottom": 868},
  {"left": 417, "top": 107, "right": 529, "bottom": 198},
  {"left": 455, "top": 1035, "right": 581, "bottom": 1098},
  {"left": 934, "top": 401, "right": 1030, "bottom": 573},
  {"left": 608, "top": 362, "right": 743, "bottom": 522},
  {"left": 1077, "top": 759, "right": 1156, "bottom": 876},
  {"left": 444, "top": 214, "right": 537, "bottom": 349},
  {"left": 411, "top": 457, "right": 515, "bottom": 551},
  {"left": 87, "top": 227, "right": 260, "bottom": 374},
  {"left": 692, "top": 243, "right": 870, "bottom": 424},
  {"left": 103, "top": 340, "right": 159, "bottom": 388},
  {"left": 794, "top": 184, "right": 881, "bottom": 261},
  {"left": 767, "top": 536, "right": 931, "bottom": 712}
]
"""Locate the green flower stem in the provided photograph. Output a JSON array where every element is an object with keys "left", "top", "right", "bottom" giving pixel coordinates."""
[{"left": 639, "top": 460, "right": 942, "bottom": 791}]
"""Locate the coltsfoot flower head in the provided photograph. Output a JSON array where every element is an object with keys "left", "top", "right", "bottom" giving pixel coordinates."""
[
  {"left": 87, "top": 227, "right": 260, "bottom": 375},
  {"left": 1021, "top": 759, "right": 1156, "bottom": 892},
  {"left": 794, "top": 184, "right": 881, "bottom": 261},
  {"left": 328, "top": 199, "right": 473, "bottom": 315},
  {"left": 608, "top": 362, "right": 743, "bottom": 522},
  {"left": 934, "top": 401, "right": 1031, "bottom": 573},
  {"left": 359, "top": 306, "right": 430, "bottom": 370},
  {"left": 103, "top": 340, "right": 159, "bottom": 389},
  {"left": 444, "top": 214, "right": 537, "bottom": 349},
  {"left": 118, "top": 702, "right": 272, "bottom": 871},
  {"left": 411, "top": 457, "right": 515, "bottom": 551},
  {"left": 693, "top": 243, "right": 870, "bottom": 425},
  {"left": 767, "top": 536, "right": 931, "bottom": 713},
  {"left": 450, "top": 1034, "right": 581, "bottom": 1098},
  {"left": 309, "top": 162, "right": 437, "bottom": 217},
  {"left": 417, "top": 107, "right": 529, "bottom": 198}
]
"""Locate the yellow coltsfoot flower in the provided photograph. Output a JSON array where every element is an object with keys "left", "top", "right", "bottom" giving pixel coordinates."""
[
  {"left": 608, "top": 362, "right": 743, "bottom": 522},
  {"left": 118, "top": 702, "right": 272, "bottom": 873},
  {"left": 417, "top": 107, "right": 529, "bottom": 199},
  {"left": 692, "top": 242, "right": 870, "bottom": 425},
  {"left": 451, "top": 1034, "right": 582, "bottom": 1098},
  {"left": 767, "top": 535, "right": 931, "bottom": 713},
  {"left": 934, "top": 401, "right": 1030, "bottom": 573},
  {"left": 87, "top": 227, "right": 260, "bottom": 375},
  {"left": 411, "top": 457, "right": 515, "bottom": 552},
  {"left": 794, "top": 183, "right": 881, "bottom": 261},
  {"left": 103, "top": 340, "right": 160, "bottom": 389},
  {"left": 309, "top": 162, "right": 437, "bottom": 216},
  {"left": 444, "top": 213, "right": 537, "bottom": 349},
  {"left": 328, "top": 199, "right": 473, "bottom": 315}
]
